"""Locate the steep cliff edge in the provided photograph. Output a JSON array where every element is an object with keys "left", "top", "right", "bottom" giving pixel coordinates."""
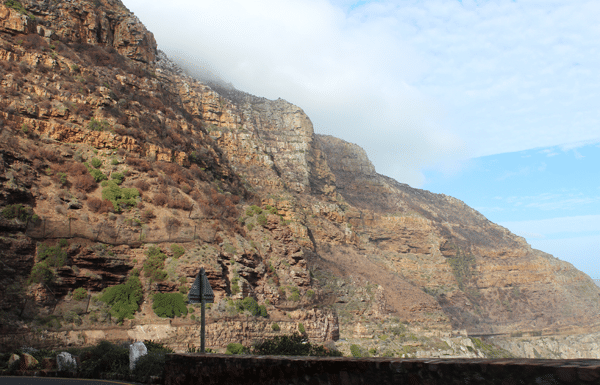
[
  {"left": 1, "top": 0, "right": 599, "bottom": 358},
  {"left": 315, "top": 134, "right": 600, "bottom": 335}
]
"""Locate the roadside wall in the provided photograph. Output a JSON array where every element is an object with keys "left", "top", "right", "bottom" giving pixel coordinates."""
[{"left": 165, "top": 354, "right": 600, "bottom": 385}]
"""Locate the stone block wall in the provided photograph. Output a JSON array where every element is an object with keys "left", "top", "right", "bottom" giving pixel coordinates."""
[{"left": 165, "top": 354, "right": 600, "bottom": 385}]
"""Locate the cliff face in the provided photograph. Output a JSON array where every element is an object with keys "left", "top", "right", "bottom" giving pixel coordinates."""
[{"left": 1, "top": 0, "right": 600, "bottom": 356}]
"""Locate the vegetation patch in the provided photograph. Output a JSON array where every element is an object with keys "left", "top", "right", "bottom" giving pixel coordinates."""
[
  {"left": 152, "top": 293, "right": 188, "bottom": 318},
  {"left": 4, "top": 0, "right": 34, "bottom": 18},
  {"left": 226, "top": 343, "right": 249, "bottom": 355},
  {"left": 252, "top": 333, "right": 342, "bottom": 357},
  {"left": 72, "top": 287, "right": 88, "bottom": 301},
  {"left": 37, "top": 243, "right": 67, "bottom": 267},
  {"left": 111, "top": 172, "right": 125, "bottom": 185},
  {"left": 170, "top": 244, "right": 185, "bottom": 258},
  {"left": 91, "top": 157, "right": 103, "bottom": 168},
  {"left": 88, "top": 118, "right": 110, "bottom": 132},
  {"left": 87, "top": 167, "right": 108, "bottom": 183},
  {"left": 99, "top": 274, "right": 143, "bottom": 322},
  {"left": 143, "top": 246, "right": 167, "bottom": 282},
  {"left": 79, "top": 340, "right": 129, "bottom": 379},
  {"left": 446, "top": 246, "right": 477, "bottom": 290},
  {"left": 28, "top": 262, "right": 54, "bottom": 284},
  {"left": 233, "top": 296, "right": 268, "bottom": 317},
  {"left": 101, "top": 180, "right": 139, "bottom": 212},
  {"left": 1, "top": 203, "right": 37, "bottom": 222},
  {"left": 131, "top": 341, "right": 174, "bottom": 383},
  {"left": 470, "top": 337, "right": 516, "bottom": 358}
]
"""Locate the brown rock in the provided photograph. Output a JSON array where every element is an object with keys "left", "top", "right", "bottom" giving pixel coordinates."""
[{"left": 20, "top": 353, "right": 38, "bottom": 369}]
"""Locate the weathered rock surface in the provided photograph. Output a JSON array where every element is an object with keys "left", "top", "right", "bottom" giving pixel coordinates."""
[
  {"left": 56, "top": 351, "right": 77, "bottom": 371},
  {"left": 0, "top": 0, "right": 599, "bottom": 358}
]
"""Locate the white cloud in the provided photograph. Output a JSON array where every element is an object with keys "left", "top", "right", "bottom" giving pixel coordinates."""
[
  {"left": 123, "top": 0, "right": 600, "bottom": 186},
  {"left": 499, "top": 214, "right": 600, "bottom": 236},
  {"left": 498, "top": 192, "right": 600, "bottom": 211}
]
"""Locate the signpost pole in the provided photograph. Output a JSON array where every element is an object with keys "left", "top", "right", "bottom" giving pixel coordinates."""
[
  {"left": 200, "top": 268, "right": 206, "bottom": 353},
  {"left": 188, "top": 267, "right": 214, "bottom": 354}
]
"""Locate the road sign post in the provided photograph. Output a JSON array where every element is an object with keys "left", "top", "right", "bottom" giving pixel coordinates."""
[{"left": 188, "top": 267, "right": 214, "bottom": 353}]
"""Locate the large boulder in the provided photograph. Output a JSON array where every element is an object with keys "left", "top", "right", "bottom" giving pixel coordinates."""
[
  {"left": 20, "top": 353, "right": 38, "bottom": 369},
  {"left": 7, "top": 353, "right": 19, "bottom": 367},
  {"left": 129, "top": 341, "right": 147, "bottom": 371},
  {"left": 57, "top": 351, "right": 77, "bottom": 371}
]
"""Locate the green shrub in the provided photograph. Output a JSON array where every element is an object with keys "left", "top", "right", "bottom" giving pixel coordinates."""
[
  {"left": 250, "top": 205, "right": 262, "bottom": 215},
  {"left": 99, "top": 275, "right": 143, "bottom": 322},
  {"left": 271, "top": 323, "right": 280, "bottom": 331},
  {"left": 256, "top": 214, "right": 267, "bottom": 227},
  {"left": 58, "top": 238, "right": 69, "bottom": 248},
  {"left": 226, "top": 343, "right": 248, "bottom": 355},
  {"left": 1, "top": 204, "right": 35, "bottom": 222},
  {"left": 28, "top": 262, "right": 54, "bottom": 284},
  {"left": 143, "top": 246, "right": 167, "bottom": 282},
  {"left": 264, "top": 205, "right": 278, "bottom": 215},
  {"left": 131, "top": 351, "right": 166, "bottom": 383},
  {"left": 152, "top": 293, "right": 188, "bottom": 318},
  {"left": 259, "top": 304, "right": 267, "bottom": 317},
  {"left": 91, "top": 158, "right": 102, "bottom": 168},
  {"left": 287, "top": 286, "right": 300, "bottom": 302},
  {"left": 111, "top": 158, "right": 119, "bottom": 165},
  {"left": 298, "top": 323, "right": 305, "bottom": 334},
  {"left": 251, "top": 333, "right": 342, "bottom": 357},
  {"left": 37, "top": 244, "right": 67, "bottom": 267},
  {"left": 170, "top": 244, "right": 185, "bottom": 259},
  {"left": 101, "top": 180, "right": 139, "bottom": 212},
  {"left": 58, "top": 172, "right": 68, "bottom": 185},
  {"left": 111, "top": 172, "right": 124, "bottom": 185},
  {"left": 79, "top": 340, "right": 129, "bottom": 379},
  {"left": 89, "top": 168, "right": 108, "bottom": 182},
  {"left": 179, "top": 285, "right": 188, "bottom": 294},
  {"left": 306, "top": 289, "right": 315, "bottom": 298},
  {"left": 231, "top": 276, "right": 240, "bottom": 295},
  {"left": 350, "top": 344, "right": 362, "bottom": 358},
  {"left": 4, "top": 0, "right": 33, "bottom": 18},
  {"left": 88, "top": 118, "right": 110, "bottom": 132},
  {"left": 72, "top": 287, "right": 88, "bottom": 301},
  {"left": 246, "top": 223, "right": 254, "bottom": 231}
]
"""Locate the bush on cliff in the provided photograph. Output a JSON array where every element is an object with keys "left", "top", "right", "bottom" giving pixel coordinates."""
[
  {"left": 99, "top": 275, "right": 143, "bottom": 322},
  {"left": 37, "top": 243, "right": 67, "bottom": 267},
  {"left": 234, "top": 296, "right": 268, "bottom": 318},
  {"left": 152, "top": 292, "right": 188, "bottom": 318},
  {"left": 28, "top": 261, "right": 54, "bottom": 284},
  {"left": 101, "top": 180, "right": 139, "bottom": 212},
  {"left": 143, "top": 246, "right": 168, "bottom": 282},
  {"left": 226, "top": 343, "right": 249, "bottom": 355},
  {"left": 1, "top": 203, "right": 38, "bottom": 222}
]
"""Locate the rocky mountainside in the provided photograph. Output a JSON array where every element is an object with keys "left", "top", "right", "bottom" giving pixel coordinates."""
[{"left": 1, "top": 0, "right": 600, "bottom": 358}]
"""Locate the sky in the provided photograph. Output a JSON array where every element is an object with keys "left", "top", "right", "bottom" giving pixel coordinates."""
[{"left": 122, "top": 0, "right": 600, "bottom": 279}]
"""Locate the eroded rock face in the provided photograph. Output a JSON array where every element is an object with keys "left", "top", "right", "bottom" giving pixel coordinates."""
[
  {"left": 1, "top": 0, "right": 599, "bottom": 356},
  {"left": 3, "top": 0, "right": 157, "bottom": 63}
]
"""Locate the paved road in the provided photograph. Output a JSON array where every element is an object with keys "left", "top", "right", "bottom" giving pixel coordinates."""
[{"left": 0, "top": 377, "right": 141, "bottom": 384}]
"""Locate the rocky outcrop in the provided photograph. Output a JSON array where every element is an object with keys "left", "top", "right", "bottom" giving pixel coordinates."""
[
  {"left": 1, "top": 0, "right": 156, "bottom": 63},
  {"left": 488, "top": 328, "right": 600, "bottom": 359},
  {"left": 1, "top": 0, "right": 600, "bottom": 359}
]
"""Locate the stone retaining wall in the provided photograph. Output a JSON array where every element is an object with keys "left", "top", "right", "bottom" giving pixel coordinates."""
[{"left": 165, "top": 354, "right": 600, "bottom": 385}]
